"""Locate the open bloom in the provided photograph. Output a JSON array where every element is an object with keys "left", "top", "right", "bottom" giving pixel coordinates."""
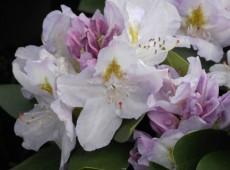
[
  {"left": 13, "top": 47, "right": 76, "bottom": 169},
  {"left": 109, "top": 0, "right": 181, "bottom": 65},
  {"left": 57, "top": 40, "right": 168, "bottom": 151},
  {"left": 169, "top": 0, "right": 230, "bottom": 62}
]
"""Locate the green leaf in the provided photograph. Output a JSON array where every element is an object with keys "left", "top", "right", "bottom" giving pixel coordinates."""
[
  {"left": 196, "top": 150, "right": 230, "bottom": 170},
  {"left": 12, "top": 145, "right": 60, "bottom": 170},
  {"left": 78, "top": 0, "right": 105, "bottom": 14},
  {"left": 0, "top": 84, "right": 35, "bottom": 119},
  {"left": 68, "top": 142, "right": 132, "bottom": 170},
  {"left": 173, "top": 47, "right": 215, "bottom": 72},
  {"left": 172, "top": 48, "right": 197, "bottom": 59},
  {"left": 149, "top": 162, "right": 169, "bottom": 170},
  {"left": 164, "top": 51, "right": 189, "bottom": 76},
  {"left": 173, "top": 129, "right": 230, "bottom": 170},
  {"left": 114, "top": 115, "right": 144, "bottom": 143}
]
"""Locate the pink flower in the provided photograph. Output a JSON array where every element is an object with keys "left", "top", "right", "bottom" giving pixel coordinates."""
[{"left": 66, "top": 1, "right": 124, "bottom": 70}]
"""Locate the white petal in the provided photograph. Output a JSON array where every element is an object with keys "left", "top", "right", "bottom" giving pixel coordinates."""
[
  {"left": 187, "top": 57, "right": 202, "bottom": 75},
  {"left": 104, "top": 1, "right": 125, "bottom": 30},
  {"left": 12, "top": 59, "right": 44, "bottom": 96},
  {"left": 76, "top": 97, "right": 122, "bottom": 151},
  {"left": 128, "top": 61, "right": 168, "bottom": 93},
  {"left": 137, "top": 36, "right": 179, "bottom": 65},
  {"left": 15, "top": 45, "right": 42, "bottom": 60},
  {"left": 42, "top": 7, "right": 72, "bottom": 58},
  {"left": 57, "top": 67, "right": 104, "bottom": 107},
  {"left": 117, "top": 86, "right": 149, "bottom": 119},
  {"left": 148, "top": 130, "right": 183, "bottom": 169},
  {"left": 15, "top": 104, "right": 76, "bottom": 169},
  {"left": 209, "top": 64, "right": 229, "bottom": 87},
  {"left": 25, "top": 61, "right": 56, "bottom": 88},
  {"left": 15, "top": 106, "right": 62, "bottom": 151},
  {"left": 190, "top": 38, "right": 223, "bottom": 62},
  {"left": 95, "top": 40, "right": 138, "bottom": 76},
  {"left": 50, "top": 99, "right": 76, "bottom": 168},
  {"left": 140, "top": 0, "right": 180, "bottom": 41},
  {"left": 51, "top": 99, "right": 75, "bottom": 141},
  {"left": 178, "top": 116, "right": 212, "bottom": 134},
  {"left": 107, "top": 0, "right": 126, "bottom": 14}
]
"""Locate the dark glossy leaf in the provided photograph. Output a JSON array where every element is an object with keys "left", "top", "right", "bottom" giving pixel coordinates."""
[
  {"left": 68, "top": 142, "right": 132, "bottom": 170},
  {"left": 78, "top": 0, "right": 105, "bottom": 14},
  {"left": 149, "top": 162, "right": 169, "bottom": 170},
  {"left": 164, "top": 51, "right": 189, "bottom": 76},
  {"left": 173, "top": 129, "right": 230, "bottom": 170},
  {"left": 114, "top": 116, "right": 144, "bottom": 143},
  {"left": 12, "top": 145, "right": 60, "bottom": 170},
  {"left": 172, "top": 47, "right": 197, "bottom": 59},
  {"left": 196, "top": 150, "right": 230, "bottom": 170},
  {"left": 0, "top": 84, "right": 35, "bottom": 119},
  {"left": 173, "top": 47, "right": 216, "bottom": 72}
]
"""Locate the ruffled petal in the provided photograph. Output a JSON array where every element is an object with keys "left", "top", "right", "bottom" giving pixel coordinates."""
[{"left": 190, "top": 38, "right": 223, "bottom": 62}]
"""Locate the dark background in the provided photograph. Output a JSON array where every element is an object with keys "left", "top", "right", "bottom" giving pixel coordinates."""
[{"left": 0, "top": 1, "right": 81, "bottom": 169}]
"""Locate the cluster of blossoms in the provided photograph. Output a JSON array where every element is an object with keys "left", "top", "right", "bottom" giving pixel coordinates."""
[{"left": 12, "top": 0, "right": 230, "bottom": 169}]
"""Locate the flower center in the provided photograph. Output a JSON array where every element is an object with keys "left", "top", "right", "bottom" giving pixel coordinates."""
[
  {"left": 103, "top": 58, "right": 124, "bottom": 82},
  {"left": 105, "top": 84, "right": 129, "bottom": 110},
  {"left": 40, "top": 77, "right": 53, "bottom": 94},
  {"left": 186, "top": 5, "right": 206, "bottom": 29}
]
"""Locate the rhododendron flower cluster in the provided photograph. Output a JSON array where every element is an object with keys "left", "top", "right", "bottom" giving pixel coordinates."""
[{"left": 11, "top": 0, "right": 230, "bottom": 169}]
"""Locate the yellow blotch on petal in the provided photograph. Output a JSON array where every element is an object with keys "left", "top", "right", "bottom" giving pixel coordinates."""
[
  {"left": 167, "top": 148, "right": 174, "bottom": 162},
  {"left": 129, "top": 26, "right": 139, "bottom": 45},
  {"left": 103, "top": 58, "right": 124, "bottom": 81},
  {"left": 40, "top": 77, "right": 53, "bottom": 95},
  {"left": 186, "top": 5, "right": 206, "bottom": 28}
]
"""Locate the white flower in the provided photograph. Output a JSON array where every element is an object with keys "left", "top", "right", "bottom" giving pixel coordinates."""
[
  {"left": 13, "top": 47, "right": 76, "bottom": 169},
  {"left": 109, "top": 0, "right": 181, "bottom": 65},
  {"left": 169, "top": 0, "right": 230, "bottom": 62},
  {"left": 57, "top": 40, "right": 168, "bottom": 151}
]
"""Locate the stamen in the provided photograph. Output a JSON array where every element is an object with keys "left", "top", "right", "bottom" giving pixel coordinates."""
[{"left": 19, "top": 108, "right": 53, "bottom": 125}]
